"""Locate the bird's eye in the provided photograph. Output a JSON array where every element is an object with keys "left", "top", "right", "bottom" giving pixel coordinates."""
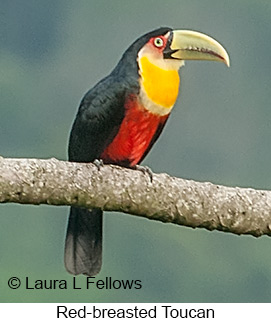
[{"left": 154, "top": 37, "right": 164, "bottom": 48}]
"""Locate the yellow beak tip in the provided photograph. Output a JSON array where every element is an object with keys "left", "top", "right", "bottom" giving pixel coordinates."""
[{"left": 224, "top": 56, "right": 230, "bottom": 67}]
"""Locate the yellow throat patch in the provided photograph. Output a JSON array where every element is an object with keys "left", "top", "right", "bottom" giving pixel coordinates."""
[{"left": 139, "top": 56, "right": 180, "bottom": 109}]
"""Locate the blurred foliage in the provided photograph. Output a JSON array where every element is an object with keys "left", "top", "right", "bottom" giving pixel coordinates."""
[{"left": 1, "top": 0, "right": 271, "bottom": 302}]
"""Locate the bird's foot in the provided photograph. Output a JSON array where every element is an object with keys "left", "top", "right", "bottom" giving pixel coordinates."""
[
  {"left": 93, "top": 159, "right": 104, "bottom": 171},
  {"left": 135, "top": 165, "right": 153, "bottom": 182}
]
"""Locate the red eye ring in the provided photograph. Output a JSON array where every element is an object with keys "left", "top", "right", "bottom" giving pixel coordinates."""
[{"left": 153, "top": 37, "right": 164, "bottom": 48}]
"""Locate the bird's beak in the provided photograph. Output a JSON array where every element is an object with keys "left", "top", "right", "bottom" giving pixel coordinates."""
[{"left": 165, "top": 30, "right": 230, "bottom": 67}]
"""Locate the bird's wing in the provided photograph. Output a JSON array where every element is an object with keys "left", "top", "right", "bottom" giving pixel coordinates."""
[{"left": 68, "top": 77, "right": 128, "bottom": 162}]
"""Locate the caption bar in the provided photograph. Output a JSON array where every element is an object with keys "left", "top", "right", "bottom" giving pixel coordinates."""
[{"left": 57, "top": 305, "right": 214, "bottom": 319}]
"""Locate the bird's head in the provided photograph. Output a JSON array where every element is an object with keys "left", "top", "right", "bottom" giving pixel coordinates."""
[
  {"left": 117, "top": 27, "right": 230, "bottom": 115},
  {"left": 136, "top": 27, "right": 230, "bottom": 70}
]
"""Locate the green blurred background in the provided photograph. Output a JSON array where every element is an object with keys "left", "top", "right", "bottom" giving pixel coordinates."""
[{"left": 1, "top": 0, "right": 271, "bottom": 302}]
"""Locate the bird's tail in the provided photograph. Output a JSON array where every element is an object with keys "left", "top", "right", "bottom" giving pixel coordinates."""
[{"left": 64, "top": 206, "right": 103, "bottom": 276}]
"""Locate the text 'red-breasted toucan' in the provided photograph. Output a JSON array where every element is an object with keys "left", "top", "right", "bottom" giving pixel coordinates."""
[{"left": 64, "top": 27, "right": 230, "bottom": 276}]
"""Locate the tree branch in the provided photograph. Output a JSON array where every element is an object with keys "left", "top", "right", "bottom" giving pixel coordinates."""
[{"left": 0, "top": 156, "right": 271, "bottom": 238}]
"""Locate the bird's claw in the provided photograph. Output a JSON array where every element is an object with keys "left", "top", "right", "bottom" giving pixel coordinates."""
[
  {"left": 93, "top": 159, "right": 104, "bottom": 171},
  {"left": 135, "top": 165, "right": 153, "bottom": 182}
]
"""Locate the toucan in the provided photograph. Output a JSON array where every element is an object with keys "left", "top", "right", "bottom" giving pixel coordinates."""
[{"left": 64, "top": 27, "right": 229, "bottom": 276}]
